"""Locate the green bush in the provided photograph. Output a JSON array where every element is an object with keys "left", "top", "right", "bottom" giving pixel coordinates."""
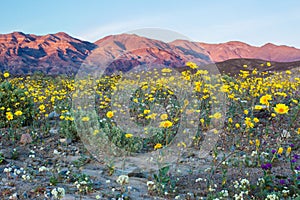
[
  {"left": 59, "top": 111, "right": 79, "bottom": 140},
  {"left": 0, "top": 81, "right": 35, "bottom": 128}
]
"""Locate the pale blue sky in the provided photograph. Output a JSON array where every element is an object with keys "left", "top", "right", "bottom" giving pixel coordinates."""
[{"left": 1, "top": 0, "right": 300, "bottom": 47}]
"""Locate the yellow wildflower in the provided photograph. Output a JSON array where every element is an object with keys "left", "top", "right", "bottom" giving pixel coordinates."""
[
  {"left": 286, "top": 70, "right": 292, "bottom": 75},
  {"left": 292, "top": 99, "right": 298, "bottom": 104},
  {"left": 159, "top": 120, "right": 173, "bottom": 128},
  {"left": 186, "top": 61, "right": 198, "bottom": 69},
  {"left": 277, "top": 147, "right": 284, "bottom": 155},
  {"left": 255, "top": 139, "right": 260, "bottom": 148},
  {"left": 274, "top": 104, "right": 289, "bottom": 114},
  {"left": 253, "top": 118, "right": 259, "bottom": 123},
  {"left": 260, "top": 94, "right": 272, "bottom": 106},
  {"left": 160, "top": 113, "right": 168, "bottom": 120},
  {"left": 81, "top": 116, "right": 90, "bottom": 122},
  {"left": 209, "top": 112, "right": 222, "bottom": 119},
  {"left": 14, "top": 110, "right": 22, "bottom": 116},
  {"left": 154, "top": 143, "right": 163, "bottom": 150},
  {"left": 39, "top": 104, "right": 45, "bottom": 110},
  {"left": 286, "top": 147, "right": 292, "bottom": 155},
  {"left": 161, "top": 68, "right": 172, "bottom": 73},
  {"left": 125, "top": 133, "right": 133, "bottom": 138},
  {"left": 254, "top": 105, "right": 263, "bottom": 110},
  {"left": 93, "top": 129, "right": 99, "bottom": 135},
  {"left": 3, "top": 72, "right": 9, "bottom": 78},
  {"left": 106, "top": 111, "right": 114, "bottom": 118},
  {"left": 6, "top": 112, "right": 13, "bottom": 121},
  {"left": 245, "top": 117, "right": 254, "bottom": 128},
  {"left": 144, "top": 109, "right": 151, "bottom": 115}
]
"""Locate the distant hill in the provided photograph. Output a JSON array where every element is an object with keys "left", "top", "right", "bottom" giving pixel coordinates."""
[
  {"left": 196, "top": 41, "right": 300, "bottom": 62},
  {"left": 214, "top": 58, "right": 300, "bottom": 75}
]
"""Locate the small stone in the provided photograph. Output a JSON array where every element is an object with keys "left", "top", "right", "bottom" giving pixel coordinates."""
[
  {"left": 2, "top": 178, "right": 8, "bottom": 182},
  {"left": 8, "top": 193, "right": 18, "bottom": 200},
  {"left": 49, "top": 128, "right": 58, "bottom": 134},
  {"left": 58, "top": 168, "right": 69, "bottom": 176},
  {"left": 64, "top": 156, "right": 81, "bottom": 162},
  {"left": 32, "top": 161, "right": 40, "bottom": 166},
  {"left": 59, "top": 138, "right": 72, "bottom": 145},
  {"left": 1, "top": 149, "right": 12, "bottom": 159},
  {"left": 93, "top": 181, "right": 102, "bottom": 189},
  {"left": 81, "top": 169, "right": 103, "bottom": 178},
  {"left": 22, "top": 191, "right": 28, "bottom": 199},
  {"left": 20, "top": 133, "right": 33, "bottom": 145},
  {"left": 48, "top": 111, "right": 59, "bottom": 119}
]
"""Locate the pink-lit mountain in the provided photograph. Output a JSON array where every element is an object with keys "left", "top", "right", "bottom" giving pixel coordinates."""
[
  {"left": 0, "top": 32, "right": 300, "bottom": 74},
  {"left": 0, "top": 32, "right": 96, "bottom": 74}
]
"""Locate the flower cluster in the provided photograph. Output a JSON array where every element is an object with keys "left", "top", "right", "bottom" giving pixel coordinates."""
[{"left": 51, "top": 187, "right": 65, "bottom": 199}]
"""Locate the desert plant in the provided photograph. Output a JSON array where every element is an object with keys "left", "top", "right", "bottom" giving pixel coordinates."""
[{"left": 0, "top": 79, "right": 35, "bottom": 128}]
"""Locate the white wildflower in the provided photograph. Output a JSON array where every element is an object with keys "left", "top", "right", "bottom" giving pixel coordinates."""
[
  {"left": 195, "top": 177, "right": 203, "bottom": 183},
  {"left": 147, "top": 181, "right": 156, "bottom": 191},
  {"left": 39, "top": 166, "right": 49, "bottom": 172},
  {"left": 116, "top": 175, "right": 129, "bottom": 185}
]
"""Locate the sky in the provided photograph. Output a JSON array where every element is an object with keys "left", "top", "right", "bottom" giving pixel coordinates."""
[{"left": 1, "top": 0, "right": 300, "bottom": 47}]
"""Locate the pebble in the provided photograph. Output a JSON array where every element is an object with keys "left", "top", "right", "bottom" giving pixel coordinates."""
[
  {"left": 49, "top": 128, "right": 59, "bottom": 134},
  {"left": 59, "top": 138, "right": 72, "bottom": 145}
]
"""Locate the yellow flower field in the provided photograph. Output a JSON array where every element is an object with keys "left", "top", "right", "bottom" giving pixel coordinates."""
[{"left": 0, "top": 62, "right": 299, "bottom": 199}]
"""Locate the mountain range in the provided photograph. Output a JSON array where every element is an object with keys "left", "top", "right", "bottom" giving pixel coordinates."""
[{"left": 1, "top": 31, "right": 300, "bottom": 75}]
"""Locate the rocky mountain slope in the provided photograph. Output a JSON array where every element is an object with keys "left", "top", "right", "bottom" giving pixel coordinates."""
[
  {"left": 195, "top": 41, "right": 300, "bottom": 62},
  {"left": 0, "top": 32, "right": 96, "bottom": 74},
  {"left": 1, "top": 32, "right": 300, "bottom": 75}
]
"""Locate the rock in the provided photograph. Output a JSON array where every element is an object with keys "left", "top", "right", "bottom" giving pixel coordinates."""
[
  {"left": 20, "top": 133, "right": 32, "bottom": 145},
  {"left": 92, "top": 181, "right": 102, "bottom": 190},
  {"left": 59, "top": 138, "right": 72, "bottom": 145},
  {"left": 0, "top": 148, "right": 12, "bottom": 159},
  {"left": 124, "top": 177, "right": 151, "bottom": 199},
  {"left": 59, "top": 168, "right": 70, "bottom": 176},
  {"left": 49, "top": 128, "right": 59, "bottom": 134},
  {"left": 63, "top": 156, "right": 81, "bottom": 162},
  {"left": 8, "top": 193, "right": 18, "bottom": 200},
  {"left": 22, "top": 191, "right": 28, "bottom": 199},
  {"left": 81, "top": 169, "right": 103, "bottom": 178},
  {"left": 62, "top": 194, "right": 91, "bottom": 200},
  {"left": 115, "top": 166, "right": 148, "bottom": 179},
  {"left": 128, "top": 170, "right": 147, "bottom": 178},
  {"left": 1, "top": 178, "right": 8, "bottom": 183},
  {"left": 48, "top": 111, "right": 60, "bottom": 119},
  {"left": 32, "top": 161, "right": 40, "bottom": 166}
]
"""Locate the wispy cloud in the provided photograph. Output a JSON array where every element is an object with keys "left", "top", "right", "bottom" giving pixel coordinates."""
[{"left": 77, "top": 16, "right": 166, "bottom": 42}]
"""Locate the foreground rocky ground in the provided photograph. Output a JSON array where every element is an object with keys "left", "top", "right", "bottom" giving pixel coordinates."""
[
  {"left": 1, "top": 123, "right": 299, "bottom": 200},
  {"left": 0, "top": 126, "right": 157, "bottom": 200}
]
